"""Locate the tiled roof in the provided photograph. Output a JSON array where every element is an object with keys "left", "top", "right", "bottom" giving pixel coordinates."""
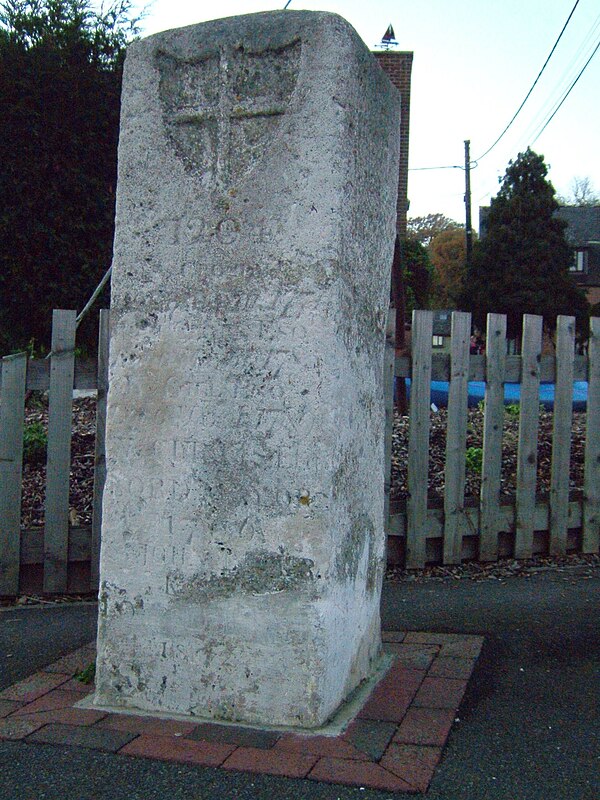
[{"left": 556, "top": 206, "right": 600, "bottom": 246}]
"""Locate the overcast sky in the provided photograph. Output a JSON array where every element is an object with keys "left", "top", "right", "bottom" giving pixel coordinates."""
[{"left": 124, "top": 0, "right": 600, "bottom": 229}]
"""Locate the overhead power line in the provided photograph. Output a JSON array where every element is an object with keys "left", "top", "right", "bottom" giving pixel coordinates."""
[
  {"left": 475, "top": 0, "right": 581, "bottom": 162},
  {"left": 530, "top": 35, "right": 600, "bottom": 145},
  {"left": 519, "top": 11, "right": 600, "bottom": 145},
  {"left": 409, "top": 164, "right": 464, "bottom": 171}
]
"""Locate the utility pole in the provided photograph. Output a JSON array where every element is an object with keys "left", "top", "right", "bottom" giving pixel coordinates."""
[{"left": 464, "top": 140, "right": 473, "bottom": 270}]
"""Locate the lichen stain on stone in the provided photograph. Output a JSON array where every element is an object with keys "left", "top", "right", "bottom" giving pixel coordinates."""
[
  {"left": 332, "top": 452, "right": 359, "bottom": 500},
  {"left": 98, "top": 581, "right": 144, "bottom": 618},
  {"left": 335, "top": 513, "right": 376, "bottom": 586},
  {"left": 166, "top": 549, "right": 315, "bottom": 601},
  {"left": 365, "top": 526, "right": 382, "bottom": 595}
]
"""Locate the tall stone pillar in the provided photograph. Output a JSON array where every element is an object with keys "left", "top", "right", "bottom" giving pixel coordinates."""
[{"left": 93, "top": 11, "right": 401, "bottom": 728}]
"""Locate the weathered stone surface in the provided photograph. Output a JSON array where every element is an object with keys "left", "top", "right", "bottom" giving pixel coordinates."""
[{"left": 93, "top": 10, "right": 401, "bottom": 727}]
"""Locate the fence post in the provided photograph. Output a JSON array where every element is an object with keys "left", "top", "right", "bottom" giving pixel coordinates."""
[
  {"left": 91, "top": 309, "right": 109, "bottom": 592},
  {"left": 549, "top": 315, "right": 575, "bottom": 555},
  {"left": 479, "top": 313, "right": 507, "bottom": 561},
  {"left": 443, "top": 311, "right": 471, "bottom": 565},
  {"left": 0, "top": 353, "right": 27, "bottom": 595},
  {"left": 406, "top": 310, "right": 433, "bottom": 569},
  {"left": 515, "top": 314, "right": 543, "bottom": 559},
  {"left": 43, "top": 310, "right": 76, "bottom": 594},
  {"left": 383, "top": 309, "right": 396, "bottom": 541},
  {"left": 583, "top": 316, "right": 600, "bottom": 553}
]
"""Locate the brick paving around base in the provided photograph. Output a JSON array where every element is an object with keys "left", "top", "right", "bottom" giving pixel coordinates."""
[{"left": 0, "top": 632, "right": 484, "bottom": 794}]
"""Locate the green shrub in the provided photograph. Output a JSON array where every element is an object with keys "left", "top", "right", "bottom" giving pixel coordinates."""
[
  {"left": 74, "top": 663, "right": 96, "bottom": 685},
  {"left": 23, "top": 421, "right": 47, "bottom": 463},
  {"left": 505, "top": 403, "right": 520, "bottom": 417},
  {"left": 465, "top": 446, "right": 483, "bottom": 474}
]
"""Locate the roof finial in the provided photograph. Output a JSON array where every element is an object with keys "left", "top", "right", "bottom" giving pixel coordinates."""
[{"left": 375, "top": 24, "right": 398, "bottom": 50}]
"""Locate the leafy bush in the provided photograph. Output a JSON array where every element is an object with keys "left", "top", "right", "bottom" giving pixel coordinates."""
[
  {"left": 23, "top": 421, "right": 47, "bottom": 463},
  {"left": 465, "top": 446, "right": 483, "bottom": 474},
  {"left": 505, "top": 403, "right": 520, "bottom": 417},
  {"left": 74, "top": 662, "right": 96, "bottom": 685}
]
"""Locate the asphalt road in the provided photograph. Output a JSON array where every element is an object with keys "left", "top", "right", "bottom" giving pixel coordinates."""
[{"left": 1, "top": 569, "right": 598, "bottom": 800}]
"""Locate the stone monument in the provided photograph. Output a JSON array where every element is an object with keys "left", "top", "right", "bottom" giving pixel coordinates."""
[{"left": 92, "top": 10, "right": 401, "bottom": 728}]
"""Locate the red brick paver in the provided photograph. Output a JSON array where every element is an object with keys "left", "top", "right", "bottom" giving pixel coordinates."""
[
  {"left": 97, "top": 713, "right": 197, "bottom": 737},
  {"left": 0, "top": 630, "right": 483, "bottom": 793},
  {"left": 59, "top": 678, "right": 96, "bottom": 694},
  {"left": 0, "top": 672, "right": 70, "bottom": 703},
  {"left": 358, "top": 666, "right": 425, "bottom": 722},
  {"left": 14, "top": 689, "right": 85, "bottom": 716},
  {"left": 381, "top": 743, "right": 442, "bottom": 792},
  {"left": 309, "top": 757, "right": 416, "bottom": 792},
  {"left": 275, "top": 732, "right": 370, "bottom": 760},
  {"left": 222, "top": 746, "right": 318, "bottom": 778},
  {"left": 428, "top": 656, "right": 476, "bottom": 680},
  {"left": 0, "top": 699, "right": 24, "bottom": 718},
  {"left": 413, "top": 677, "right": 469, "bottom": 710},
  {"left": 0, "top": 716, "right": 46, "bottom": 740},
  {"left": 120, "top": 734, "right": 236, "bottom": 766},
  {"left": 394, "top": 707, "right": 456, "bottom": 747},
  {"left": 16, "top": 707, "right": 106, "bottom": 727}
]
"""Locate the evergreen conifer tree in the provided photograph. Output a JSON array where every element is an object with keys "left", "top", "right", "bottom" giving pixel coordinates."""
[{"left": 461, "top": 148, "right": 589, "bottom": 340}]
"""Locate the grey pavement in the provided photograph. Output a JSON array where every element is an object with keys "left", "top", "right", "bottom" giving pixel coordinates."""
[{"left": 1, "top": 569, "right": 598, "bottom": 800}]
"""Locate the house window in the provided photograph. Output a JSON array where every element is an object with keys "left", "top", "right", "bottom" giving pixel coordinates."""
[
  {"left": 432, "top": 335, "right": 444, "bottom": 348},
  {"left": 571, "top": 250, "right": 587, "bottom": 272}
]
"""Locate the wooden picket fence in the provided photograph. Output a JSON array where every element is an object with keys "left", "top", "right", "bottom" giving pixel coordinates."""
[
  {"left": 384, "top": 311, "right": 600, "bottom": 568},
  {"left": 0, "top": 307, "right": 599, "bottom": 595},
  {"left": 0, "top": 310, "right": 109, "bottom": 596}
]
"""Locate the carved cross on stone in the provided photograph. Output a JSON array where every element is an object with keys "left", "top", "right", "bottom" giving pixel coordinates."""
[{"left": 157, "top": 43, "right": 301, "bottom": 188}]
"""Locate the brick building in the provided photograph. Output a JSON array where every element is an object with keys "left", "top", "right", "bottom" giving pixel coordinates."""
[{"left": 373, "top": 51, "right": 413, "bottom": 237}]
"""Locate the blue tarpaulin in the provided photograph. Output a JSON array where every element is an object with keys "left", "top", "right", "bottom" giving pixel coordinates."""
[{"left": 402, "top": 379, "right": 588, "bottom": 411}]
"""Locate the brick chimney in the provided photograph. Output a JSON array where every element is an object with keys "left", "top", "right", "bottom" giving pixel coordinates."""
[{"left": 373, "top": 51, "right": 413, "bottom": 237}]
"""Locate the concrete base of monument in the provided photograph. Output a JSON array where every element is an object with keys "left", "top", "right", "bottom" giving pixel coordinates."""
[{"left": 77, "top": 652, "right": 395, "bottom": 738}]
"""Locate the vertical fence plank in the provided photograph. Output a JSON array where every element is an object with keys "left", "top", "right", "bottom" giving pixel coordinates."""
[
  {"left": 515, "top": 314, "right": 543, "bottom": 559},
  {"left": 549, "top": 316, "right": 575, "bottom": 555},
  {"left": 383, "top": 309, "right": 396, "bottom": 542},
  {"left": 407, "top": 310, "right": 433, "bottom": 569},
  {"left": 91, "top": 309, "right": 110, "bottom": 592},
  {"left": 43, "top": 310, "right": 76, "bottom": 593},
  {"left": 443, "top": 311, "right": 471, "bottom": 565},
  {"left": 479, "top": 313, "right": 507, "bottom": 561},
  {"left": 583, "top": 316, "right": 600, "bottom": 553},
  {"left": 0, "top": 354, "right": 27, "bottom": 595}
]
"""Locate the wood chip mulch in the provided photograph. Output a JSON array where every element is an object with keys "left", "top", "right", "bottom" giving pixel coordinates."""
[
  {"left": 21, "top": 395, "right": 96, "bottom": 528},
  {"left": 386, "top": 552, "right": 600, "bottom": 583},
  {"left": 390, "top": 405, "right": 587, "bottom": 505}
]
